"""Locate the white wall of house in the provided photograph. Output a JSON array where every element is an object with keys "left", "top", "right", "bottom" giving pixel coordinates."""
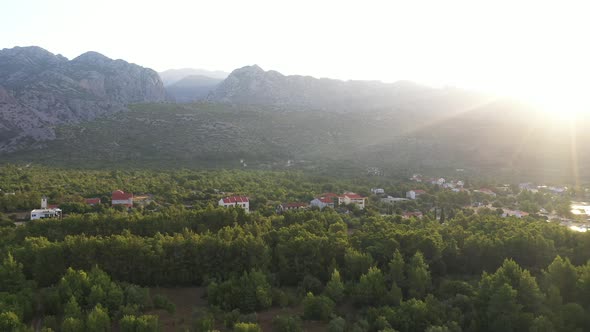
[
  {"left": 30, "top": 208, "right": 61, "bottom": 220},
  {"left": 310, "top": 198, "right": 334, "bottom": 209},
  {"left": 218, "top": 199, "right": 250, "bottom": 213},
  {"left": 112, "top": 198, "right": 133, "bottom": 206}
]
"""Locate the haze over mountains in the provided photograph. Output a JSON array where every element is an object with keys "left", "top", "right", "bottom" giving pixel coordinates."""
[{"left": 1, "top": 45, "right": 588, "bottom": 181}]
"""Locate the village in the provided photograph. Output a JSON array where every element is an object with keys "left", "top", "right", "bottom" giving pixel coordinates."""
[{"left": 15, "top": 172, "right": 590, "bottom": 233}]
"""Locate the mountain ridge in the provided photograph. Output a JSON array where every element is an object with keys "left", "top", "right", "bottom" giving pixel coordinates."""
[
  {"left": 165, "top": 74, "right": 223, "bottom": 103},
  {"left": 207, "top": 65, "right": 487, "bottom": 113},
  {"left": 159, "top": 68, "right": 229, "bottom": 86},
  {"left": 0, "top": 46, "right": 167, "bottom": 152}
]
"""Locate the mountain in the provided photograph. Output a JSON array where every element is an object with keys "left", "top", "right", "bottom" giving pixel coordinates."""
[
  {"left": 165, "top": 75, "right": 223, "bottom": 103},
  {"left": 0, "top": 46, "right": 167, "bottom": 152},
  {"left": 207, "top": 65, "right": 488, "bottom": 113},
  {"left": 159, "top": 68, "right": 229, "bottom": 86},
  {"left": 3, "top": 102, "right": 588, "bottom": 183}
]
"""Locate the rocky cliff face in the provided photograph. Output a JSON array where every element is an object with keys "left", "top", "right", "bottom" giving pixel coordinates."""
[
  {"left": 207, "top": 65, "right": 463, "bottom": 112},
  {"left": 0, "top": 46, "right": 167, "bottom": 152}
]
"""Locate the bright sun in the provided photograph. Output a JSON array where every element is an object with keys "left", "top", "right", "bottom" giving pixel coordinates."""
[
  {"left": 511, "top": 85, "right": 588, "bottom": 121},
  {"left": 526, "top": 96, "right": 583, "bottom": 120}
]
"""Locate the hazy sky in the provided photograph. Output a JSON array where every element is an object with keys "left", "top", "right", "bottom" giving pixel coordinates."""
[{"left": 1, "top": 0, "right": 589, "bottom": 109}]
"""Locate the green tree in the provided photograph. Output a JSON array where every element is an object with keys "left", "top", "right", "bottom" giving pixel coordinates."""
[
  {"left": 62, "top": 317, "right": 84, "bottom": 332},
  {"left": 486, "top": 283, "right": 522, "bottom": 332},
  {"left": 271, "top": 314, "right": 303, "bottom": 332},
  {"left": 355, "top": 267, "right": 387, "bottom": 306},
  {"left": 120, "top": 315, "right": 159, "bottom": 332},
  {"left": 63, "top": 296, "right": 82, "bottom": 320},
  {"left": 543, "top": 256, "right": 577, "bottom": 303},
  {"left": 388, "top": 250, "right": 405, "bottom": 286},
  {"left": 86, "top": 304, "right": 110, "bottom": 332},
  {"left": 406, "top": 252, "right": 431, "bottom": 299},
  {"left": 0, "top": 311, "right": 22, "bottom": 331},
  {"left": 234, "top": 322, "right": 262, "bottom": 332},
  {"left": 302, "top": 293, "right": 334, "bottom": 321},
  {"left": 0, "top": 253, "right": 27, "bottom": 292},
  {"left": 328, "top": 316, "right": 346, "bottom": 332},
  {"left": 344, "top": 249, "right": 374, "bottom": 281},
  {"left": 324, "top": 269, "right": 345, "bottom": 303},
  {"left": 529, "top": 316, "right": 555, "bottom": 332}
]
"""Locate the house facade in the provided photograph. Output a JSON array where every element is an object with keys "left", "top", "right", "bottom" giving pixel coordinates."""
[
  {"left": 338, "top": 192, "right": 367, "bottom": 210},
  {"left": 311, "top": 192, "right": 367, "bottom": 210},
  {"left": 31, "top": 208, "right": 62, "bottom": 220},
  {"left": 31, "top": 197, "right": 61, "bottom": 220},
  {"left": 371, "top": 188, "right": 385, "bottom": 195},
  {"left": 219, "top": 196, "right": 250, "bottom": 213},
  {"left": 310, "top": 197, "right": 335, "bottom": 209},
  {"left": 277, "top": 202, "right": 308, "bottom": 212},
  {"left": 85, "top": 198, "right": 101, "bottom": 205},
  {"left": 406, "top": 190, "right": 426, "bottom": 200},
  {"left": 381, "top": 196, "right": 409, "bottom": 204},
  {"left": 474, "top": 188, "right": 497, "bottom": 197},
  {"left": 112, "top": 190, "right": 133, "bottom": 207}
]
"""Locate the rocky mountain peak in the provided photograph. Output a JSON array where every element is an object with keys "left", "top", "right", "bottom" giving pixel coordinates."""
[
  {"left": 73, "top": 50, "right": 109, "bottom": 61},
  {"left": 0, "top": 46, "right": 168, "bottom": 152}
]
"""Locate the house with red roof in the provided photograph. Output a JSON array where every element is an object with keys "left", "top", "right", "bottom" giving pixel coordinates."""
[
  {"left": 402, "top": 211, "right": 424, "bottom": 219},
  {"left": 219, "top": 196, "right": 249, "bottom": 213},
  {"left": 85, "top": 198, "right": 101, "bottom": 206},
  {"left": 338, "top": 192, "right": 368, "bottom": 210},
  {"left": 406, "top": 190, "right": 426, "bottom": 200},
  {"left": 502, "top": 209, "right": 529, "bottom": 218},
  {"left": 112, "top": 190, "right": 133, "bottom": 207},
  {"left": 277, "top": 202, "right": 309, "bottom": 212},
  {"left": 474, "top": 188, "right": 497, "bottom": 197},
  {"left": 310, "top": 196, "right": 335, "bottom": 210},
  {"left": 311, "top": 192, "right": 368, "bottom": 210}
]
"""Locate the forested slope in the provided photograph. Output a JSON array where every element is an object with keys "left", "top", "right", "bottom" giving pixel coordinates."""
[{"left": 3, "top": 102, "right": 590, "bottom": 183}]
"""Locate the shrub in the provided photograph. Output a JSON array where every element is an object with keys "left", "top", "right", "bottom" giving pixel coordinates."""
[
  {"left": 152, "top": 294, "right": 175, "bottom": 314},
  {"left": 234, "top": 322, "right": 262, "bottom": 332},
  {"left": 302, "top": 293, "right": 335, "bottom": 321},
  {"left": 299, "top": 275, "right": 323, "bottom": 294},
  {"left": 328, "top": 316, "right": 346, "bottom": 332},
  {"left": 272, "top": 314, "right": 303, "bottom": 332}
]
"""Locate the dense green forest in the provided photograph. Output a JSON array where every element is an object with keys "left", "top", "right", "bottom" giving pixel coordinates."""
[{"left": 1, "top": 165, "right": 590, "bottom": 331}]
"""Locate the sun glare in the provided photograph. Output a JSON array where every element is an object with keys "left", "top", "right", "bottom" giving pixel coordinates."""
[{"left": 529, "top": 95, "right": 586, "bottom": 121}]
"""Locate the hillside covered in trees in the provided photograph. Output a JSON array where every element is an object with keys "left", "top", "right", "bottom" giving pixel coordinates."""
[{"left": 3, "top": 101, "right": 589, "bottom": 183}]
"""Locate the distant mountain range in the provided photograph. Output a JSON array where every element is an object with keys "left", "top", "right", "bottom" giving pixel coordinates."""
[
  {"left": 3, "top": 102, "right": 587, "bottom": 183},
  {"left": 0, "top": 46, "right": 167, "bottom": 152},
  {"left": 207, "top": 65, "right": 488, "bottom": 113},
  {"left": 1, "top": 45, "right": 588, "bottom": 182},
  {"left": 159, "top": 68, "right": 228, "bottom": 85},
  {"left": 164, "top": 75, "right": 223, "bottom": 103}
]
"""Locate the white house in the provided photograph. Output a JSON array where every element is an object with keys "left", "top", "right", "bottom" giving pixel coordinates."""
[
  {"left": 406, "top": 190, "right": 426, "bottom": 200},
  {"left": 219, "top": 196, "right": 250, "bottom": 213},
  {"left": 277, "top": 202, "right": 308, "bottom": 213},
  {"left": 31, "top": 197, "right": 61, "bottom": 220},
  {"left": 112, "top": 190, "right": 134, "bottom": 207},
  {"left": 31, "top": 208, "right": 62, "bottom": 220},
  {"left": 432, "top": 178, "right": 446, "bottom": 186},
  {"left": 338, "top": 192, "right": 368, "bottom": 210},
  {"left": 381, "top": 196, "right": 409, "bottom": 204},
  {"left": 371, "top": 188, "right": 385, "bottom": 195},
  {"left": 502, "top": 209, "right": 529, "bottom": 218},
  {"left": 474, "top": 188, "right": 497, "bottom": 197},
  {"left": 310, "top": 197, "right": 335, "bottom": 209}
]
